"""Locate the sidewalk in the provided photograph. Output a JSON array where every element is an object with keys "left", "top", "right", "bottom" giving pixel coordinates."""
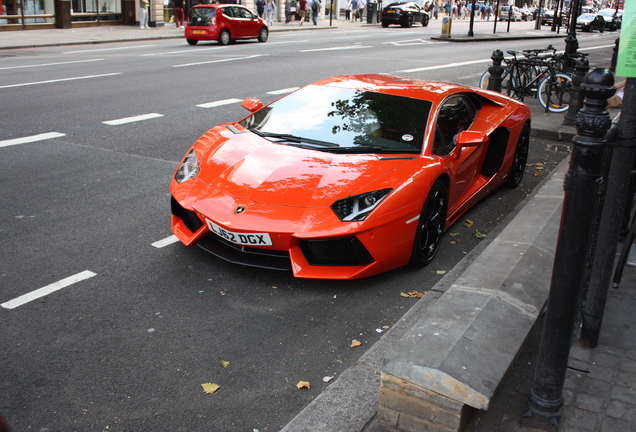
[
  {"left": 0, "top": 17, "right": 564, "bottom": 50},
  {"left": 2, "top": 22, "right": 632, "bottom": 432}
]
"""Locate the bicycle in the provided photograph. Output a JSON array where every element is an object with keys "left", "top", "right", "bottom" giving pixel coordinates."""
[{"left": 478, "top": 45, "right": 557, "bottom": 90}]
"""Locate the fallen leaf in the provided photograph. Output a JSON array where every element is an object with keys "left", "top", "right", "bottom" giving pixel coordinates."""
[
  {"left": 408, "top": 290, "right": 426, "bottom": 298},
  {"left": 400, "top": 292, "right": 410, "bottom": 298},
  {"left": 221, "top": 360, "right": 230, "bottom": 368},
  {"left": 201, "top": 383, "right": 220, "bottom": 394},
  {"left": 350, "top": 339, "right": 362, "bottom": 347},
  {"left": 463, "top": 219, "right": 474, "bottom": 228},
  {"left": 449, "top": 232, "right": 460, "bottom": 237},
  {"left": 383, "top": 325, "right": 390, "bottom": 329},
  {"left": 472, "top": 230, "right": 486, "bottom": 239},
  {"left": 323, "top": 376, "right": 334, "bottom": 383},
  {"left": 296, "top": 381, "right": 311, "bottom": 389},
  {"left": 534, "top": 172, "right": 542, "bottom": 177},
  {"left": 436, "top": 270, "right": 447, "bottom": 275}
]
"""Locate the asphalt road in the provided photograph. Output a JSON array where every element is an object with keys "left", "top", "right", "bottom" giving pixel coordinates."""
[{"left": 0, "top": 22, "right": 617, "bottom": 431}]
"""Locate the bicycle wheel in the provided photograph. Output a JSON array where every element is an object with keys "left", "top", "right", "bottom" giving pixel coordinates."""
[
  {"left": 538, "top": 72, "right": 573, "bottom": 113},
  {"left": 479, "top": 68, "right": 512, "bottom": 91}
]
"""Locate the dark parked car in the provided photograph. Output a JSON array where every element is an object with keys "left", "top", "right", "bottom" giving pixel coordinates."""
[
  {"left": 185, "top": 4, "right": 268, "bottom": 46},
  {"left": 575, "top": 13, "right": 605, "bottom": 32},
  {"left": 381, "top": 2, "right": 430, "bottom": 27},
  {"left": 597, "top": 8, "right": 622, "bottom": 30}
]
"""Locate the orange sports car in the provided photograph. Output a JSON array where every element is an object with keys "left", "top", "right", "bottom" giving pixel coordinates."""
[{"left": 170, "top": 74, "right": 531, "bottom": 279}]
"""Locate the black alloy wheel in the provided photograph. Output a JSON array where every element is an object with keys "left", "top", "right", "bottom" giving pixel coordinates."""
[
  {"left": 506, "top": 123, "right": 530, "bottom": 188},
  {"left": 410, "top": 180, "right": 448, "bottom": 267}
]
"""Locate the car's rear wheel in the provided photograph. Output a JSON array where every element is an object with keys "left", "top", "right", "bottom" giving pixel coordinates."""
[
  {"left": 218, "top": 29, "right": 231, "bottom": 45},
  {"left": 507, "top": 123, "right": 530, "bottom": 188},
  {"left": 422, "top": 15, "right": 429, "bottom": 26},
  {"left": 258, "top": 27, "right": 268, "bottom": 42},
  {"left": 186, "top": 39, "right": 198, "bottom": 45},
  {"left": 381, "top": 20, "right": 389, "bottom": 27},
  {"left": 410, "top": 180, "right": 447, "bottom": 267}
]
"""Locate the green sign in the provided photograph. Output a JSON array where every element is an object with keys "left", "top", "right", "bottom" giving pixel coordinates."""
[{"left": 616, "top": 1, "right": 635, "bottom": 77}]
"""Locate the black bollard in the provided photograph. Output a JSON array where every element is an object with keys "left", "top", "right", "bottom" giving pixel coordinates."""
[
  {"left": 487, "top": 50, "right": 505, "bottom": 93},
  {"left": 581, "top": 77, "right": 634, "bottom": 348},
  {"left": 563, "top": 57, "right": 589, "bottom": 126},
  {"left": 527, "top": 68, "right": 616, "bottom": 423}
]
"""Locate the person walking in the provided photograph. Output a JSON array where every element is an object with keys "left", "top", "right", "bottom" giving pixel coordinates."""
[
  {"left": 173, "top": 0, "right": 185, "bottom": 28},
  {"left": 349, "top": 0, "right": 358, "bottom": 21},
  {"left": 298, "top": 0, "right": 307, "bottom": 25},
  {"left": 139, "top": 0, "right": 149, "bottom": 29},
  {"left": 289, "top": 0, "right": 297, "bottom": 21},
  {"left": 433, "top": 1, "right": 439, "bottom": 19},
  {"left": 311, "top": 0, "right": 321, "bottom": 25},
  {"left": 285, "top": 0, "right": 291, "bottom": 22},
  {"left": 265, "top": 0, "right": 276, "bottom": 26},
  {"left": 256, "top": 0, "right": 265, "bottom": 18}
]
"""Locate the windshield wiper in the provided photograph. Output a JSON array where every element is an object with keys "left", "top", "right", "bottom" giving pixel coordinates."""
[{"left": 250, "top": 130, "right": 339, "bottom": 148}]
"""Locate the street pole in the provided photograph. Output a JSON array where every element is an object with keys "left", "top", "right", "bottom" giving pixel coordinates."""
[
  {"left": 580, "top": 78, "right": 635, "bottom": 348},
  {"left": 527, "top": 68, "right": 616, "bottom": 424},
  {"left": 468, "top": 0, "right": 476, "bottom": 36},
  {"left": 534, "top": 0, "right": 543, "bottom": 29},
  {"left": 563, "top": 0, "right": 581, "bottom": 72}
]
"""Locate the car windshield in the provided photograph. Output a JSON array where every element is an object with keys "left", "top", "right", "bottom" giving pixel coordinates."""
[
  {"left": 240, "top": 85, "right": 432, "bottom": 153},
  {"left": 598, "top": 10, "right": 615, "bottom": 17},
  {"left": 578, "top": 14, "right": 595, "bottom": 19}
]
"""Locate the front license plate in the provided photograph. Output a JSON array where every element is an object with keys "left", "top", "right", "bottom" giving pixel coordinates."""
[
  {"left": 206, "top": 219, "right": 273, "bottom": 246},
  {"left": 387, "top": 10, "right": 396, "bottom": 13},
  {"left": 193, "top": 30, "right": 206, "bottom": 34}
]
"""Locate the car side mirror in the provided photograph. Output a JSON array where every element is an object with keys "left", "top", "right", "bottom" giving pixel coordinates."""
[
  {"left": 454, "top": 130, "right": 488, "bottom": 158},
  {"left": 241, "top": 97, "right": 263, "bottom": 112}
]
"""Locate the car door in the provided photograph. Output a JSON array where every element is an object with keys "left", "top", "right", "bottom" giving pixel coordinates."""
[
  {"left": 230, "top": 6, "right": 248, "bottom": 37},
  {"left": 238, "top": 7, "right": 260, "bottom": 38},
  {"left": 432, "top": 95, "right": 482, "bottom": 209}
]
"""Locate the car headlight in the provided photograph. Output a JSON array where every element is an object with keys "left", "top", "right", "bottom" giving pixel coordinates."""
[
  {"left": 175, "top": 149, "right": 200, "bottom": 183},
  {"left": 331, "top": 189, "right": 392, "bottom": 222}
]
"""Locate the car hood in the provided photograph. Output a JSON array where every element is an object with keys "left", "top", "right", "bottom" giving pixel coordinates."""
[{"left": 194, "top": 126, "right": 413, "bottom": 207}]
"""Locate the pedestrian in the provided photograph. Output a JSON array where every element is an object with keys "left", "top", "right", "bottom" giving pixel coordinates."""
[
  {"left": 350, "top": 0, "right": 358, "bottom": 21},
  {"left": 139, "top": 0, "right": 149, "bottom": 29},
  {"left": 173, "top": 0, "right": 185, "bottom": 29},
  {"left": 444, "top": 1, "right": 450, "bottom": 16},
  {"left": 358, "top": 0, "right": 365, "bottom": 21},
  {"left": 266, "top": 0, "right": 276, "bottom": 26},
  {"left": 298, "top": 0, "right": 307, "bottom": 25},
  {"left": 285, "top": 0, "right": 291, "bottom": 22},
  {"left": 345, "top": 0, "right": 351, "bottom": 19},
  {"left": 256, "top": 0, "right": 265, "bottom": 18},
  {"left": 290, "top": 0, "right": 297, "bottom": 21},
  {"left": 311, "top": 0, "right": 321, "bottom": 25},
  {"left": 433, "top": 1, "right": 439, "bottom": 19},
  {"left": 487, "top": 3, "right": 492, "bottom": 20}
]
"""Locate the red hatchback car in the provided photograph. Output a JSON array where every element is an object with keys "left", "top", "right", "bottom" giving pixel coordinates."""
[{"left": 185, "top": 4, "right": 268, "bottom": 46}]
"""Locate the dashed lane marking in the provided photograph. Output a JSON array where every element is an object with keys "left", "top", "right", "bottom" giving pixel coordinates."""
[
  {"left": 0, "top": 132, "right": 66, "bottom": 148},
  {"left": 103, "top": 113, "right": 164, "bottom": 125},
  {"left": 197, "top": 98, "right": 242, "bottom": 108},
  {"left": 267, "top": 87, "right": 300, "bottom": 95},
  {"left": 173, "top": 54, "right": 268, "bottom": 68},
  {"left": 0, "top": 73, "right": 121, "bottom": 89},
  {"left": 1, "top": 270, "right": 97, "bottom": 309},
  {"left": 152, "top": 235, "right": 180, "bottom": 248}
]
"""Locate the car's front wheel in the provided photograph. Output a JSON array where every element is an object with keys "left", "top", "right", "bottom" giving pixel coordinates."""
[
  {"left": 410, "top": 180, "right": 448, "bottom": 267},
  {"left": 402, "top": 15, "right": 413, "bottom": 27},
  {"left": 258, "top": 27, "right": 268, "bottom": 42},
  {"left": 218, "top": 29, "right": 231, "bottom": 45},
  {"left": 186, "top": 39, "right": 198, "bottom": 45},
  {"left": 507, "top": 123, "right": 530, "bottom": 188}
]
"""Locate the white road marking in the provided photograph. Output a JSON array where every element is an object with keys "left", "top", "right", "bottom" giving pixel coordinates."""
[
  {"left": 0, "top": 132, "right": 66, "bottom": 148},
  {"left": 103, "top": 113, "right": 164, "bottom": 125},
  {"left": 0, "top": 73, "right": 121, "bottom": 89},
  {"left": 300, "top": 45, "right": 372, "bottom": 52},
  {"left": 265, "top": 40, "right": 309, "bottom": 45},
  {"left": 197, "top": 98, "right": 242, "bottom": 108},
  {"left": 63, "top": 45, "right": 155, "bottom": 53},
  {"left": 173, "top": 54, "right": 268, "bottom": 68},
  {"left": 0, "top": 59, "right": 104, "bottom": 71},
  {"left": 141, "top": 47, "right": 227, "bottom": 56},
  {"left": 1, "top": 270, "right": 97, "bottom": 309},
  {"left": 267, "top": 87, "right": 300, "bottom": 95},
  {"left": 152, "top": 235, "right": 180, "bottom": 248},
  {"left": 383, "top": 39, "right": 448, "bottom": 46}
]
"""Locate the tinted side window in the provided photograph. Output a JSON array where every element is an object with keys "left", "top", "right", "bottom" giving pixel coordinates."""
[
  {"left": 433, "top": 96, "right": 476, "bottom": 156},
  {"left": 222, "top": 6, "right": 234, "bottom": 17}
]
